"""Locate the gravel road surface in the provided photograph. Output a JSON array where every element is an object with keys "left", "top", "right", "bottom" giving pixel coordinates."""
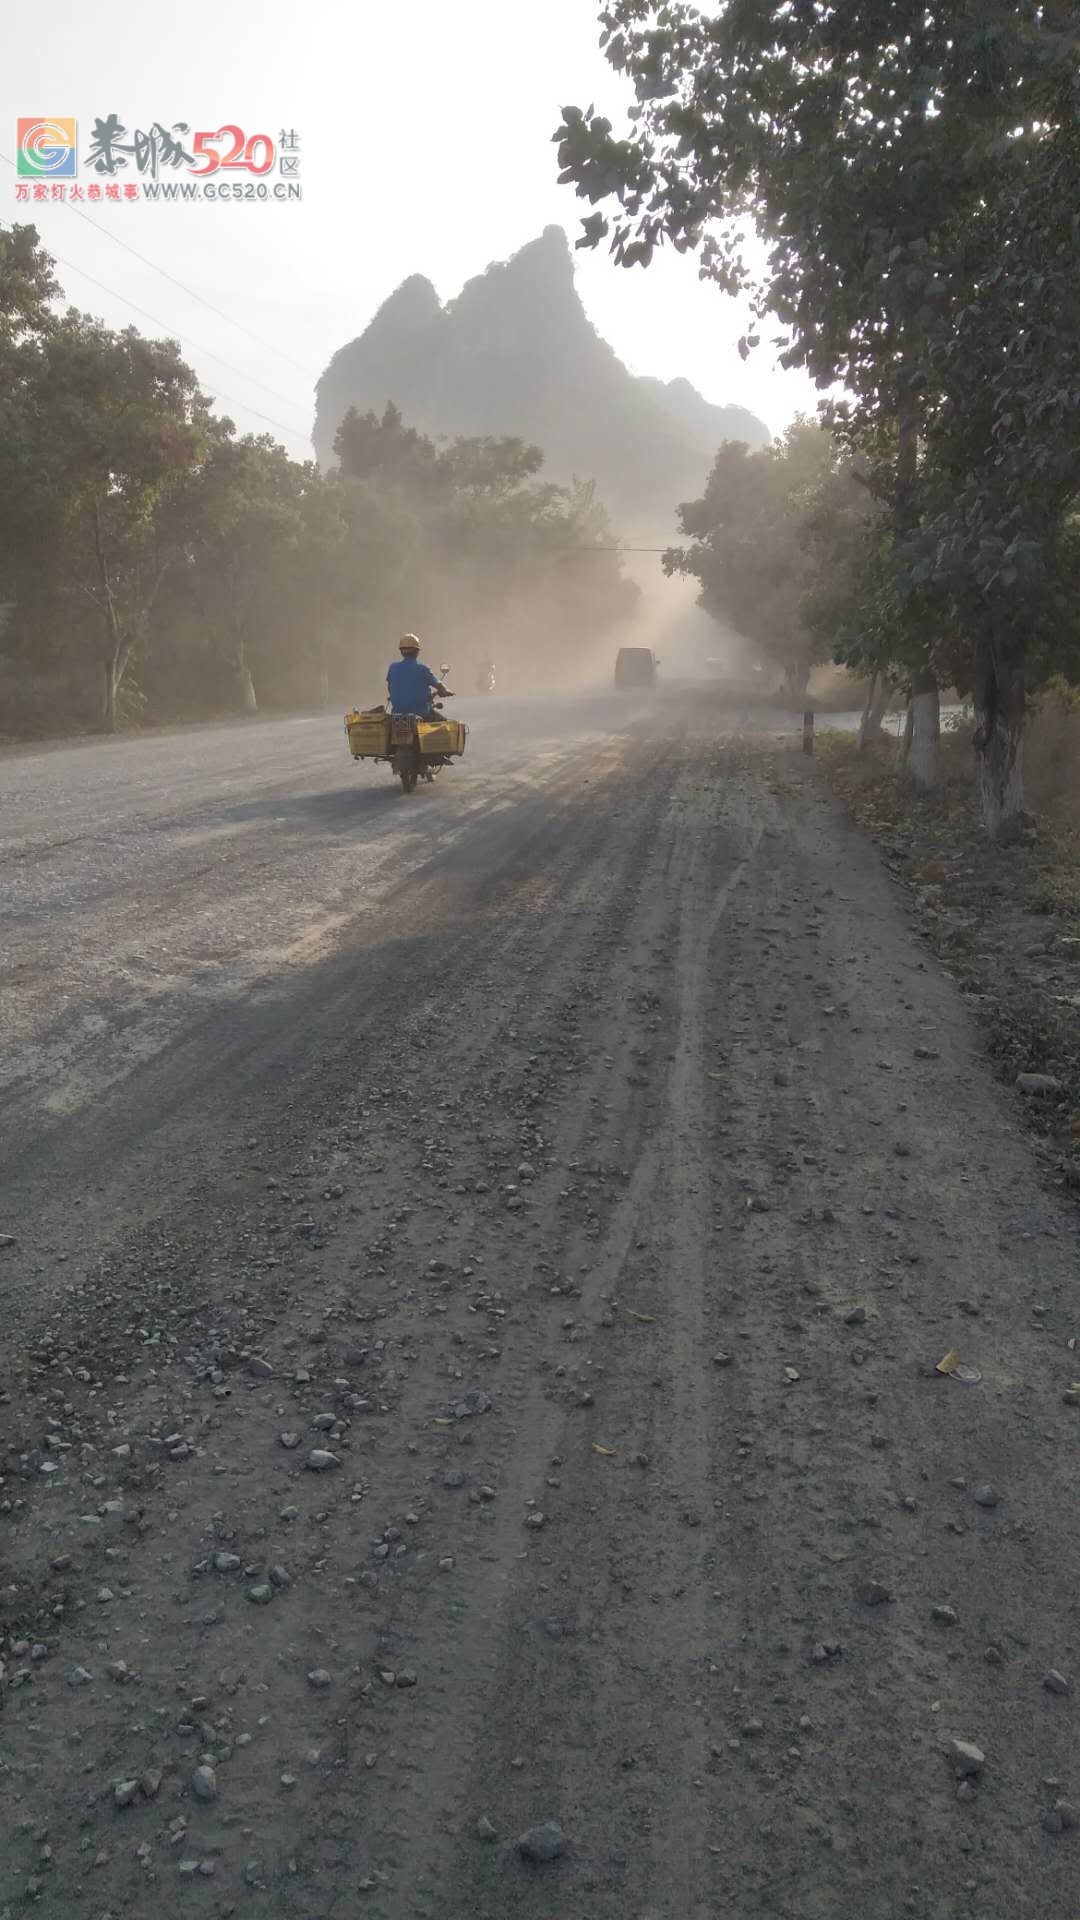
[{"left": 1, "top": 693, "right": 1078, "bottom": 1919}]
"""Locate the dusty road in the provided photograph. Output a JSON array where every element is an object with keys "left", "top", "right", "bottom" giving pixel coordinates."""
[{"left": 1, "top": 693, "right": 1078, "bottom": 1920}]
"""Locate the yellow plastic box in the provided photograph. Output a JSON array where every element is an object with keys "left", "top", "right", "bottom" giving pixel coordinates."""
[
  {"left": 417, "top": 718, "right": 467, "bottom": 757},
  {"left": 345, "top": 709, "right": 391, "bottom": 758}
]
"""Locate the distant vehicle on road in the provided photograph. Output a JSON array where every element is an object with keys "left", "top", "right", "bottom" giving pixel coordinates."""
[{"left": 614, "top": 647, "right": 658, "bottom": 691}]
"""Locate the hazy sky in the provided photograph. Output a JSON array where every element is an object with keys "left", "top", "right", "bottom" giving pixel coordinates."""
[{"left": 5, "top": 0, "right": 819, "bottom": 474}]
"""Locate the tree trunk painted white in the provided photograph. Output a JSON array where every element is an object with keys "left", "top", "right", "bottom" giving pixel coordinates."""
[
  {"left": 907, "top": 674, "right": 941, "bottom": 792},
  {"left": 898, "top": 699, "right": 914, "bottom": 768},
  {"left": 237, "top": 664, "right": 258, "bottom": 714}
]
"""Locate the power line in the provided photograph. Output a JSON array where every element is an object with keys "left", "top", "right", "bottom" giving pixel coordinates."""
[
  {"left": 38, "top": 249, "right": 313, "bottom": 444},
  {"left": 0, "top": 150, "right": 315, "bottom": 378},
  {"left": 47, "top": 249, "right": 313, "bottom": 439}
]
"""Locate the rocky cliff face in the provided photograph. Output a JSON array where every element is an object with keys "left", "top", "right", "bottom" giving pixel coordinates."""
[{"left": 313, "top": 227, "right": 769, "bottom": 526}]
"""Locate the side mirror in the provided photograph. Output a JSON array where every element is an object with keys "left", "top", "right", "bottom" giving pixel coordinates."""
[{"left": 440, "top": 663, "right": 451, "bottom": 676}]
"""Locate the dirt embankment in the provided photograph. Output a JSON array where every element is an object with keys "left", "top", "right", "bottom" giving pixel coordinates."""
[{"left": 819, "top": 721, "right": 1080, "bottom": 1196}]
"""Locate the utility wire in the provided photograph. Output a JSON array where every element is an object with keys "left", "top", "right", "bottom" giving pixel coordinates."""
[
  {"left": 1, "top": 150, "right": 314, "bottom": 377},
  {"left": 2, "top": 161, "right": 697, "bottom": 516},
  {"left": 47, "top": 249, "right": 313, "bottom": 440}
]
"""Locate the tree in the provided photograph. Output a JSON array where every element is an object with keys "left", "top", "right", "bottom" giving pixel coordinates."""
[
  {"left": 176, "top": 432, "right": 310, "bottom": 713},
  {"left": 665, "top": 418, "right": 862, "bottom": 698},
  {"left": 436, "top": 434, "right": 545, "bottom": 499},
  {"left": 12, "top": 317, "right": 210, "bottom": 728},
  {"left": 555, "top": 3, "right": 1080, "bottom": 832},
  {"left": 0, "top": 222, "right": 59, "bottom": 345},
  {"left": 0, "top": 226, "right": 61, "bottom": 606},
  {"left": 334, "top": 401, "right": 447, "bottom": 502},
  {"left": 900, "top": 107, "right": 1080, "bottom": 832},
  {"left": 0, "top": 218, "right": 641, "bottom": 735}
]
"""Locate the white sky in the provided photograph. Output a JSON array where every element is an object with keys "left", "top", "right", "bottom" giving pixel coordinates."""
[{"left": 4, "top": 0, "right": 819, "bottom": 474}]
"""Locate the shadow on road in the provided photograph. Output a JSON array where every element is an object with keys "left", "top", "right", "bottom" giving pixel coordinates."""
[{"left": 186, "top": 779, "right": 453, "bottom": 839}]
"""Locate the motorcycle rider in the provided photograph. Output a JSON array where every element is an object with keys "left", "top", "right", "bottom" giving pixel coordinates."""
[
  {"left": 476, "top": 656, "right": 495, "bottom": 694},
  {"left": 386, "top": 633, "right": 451, "bottom": 717}
]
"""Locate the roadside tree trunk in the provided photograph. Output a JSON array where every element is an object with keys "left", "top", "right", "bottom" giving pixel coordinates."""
[
  {"left": 101, "top": 656, "right": 119, "bottom": 732},
  {"left": 93, "top": 499, "right": 127, "bottom": 733},
  {"left": 858, "top": 673, "right": 890, "bottom": 751},
  {"left": 223, "top": 620, "right": 258, "bottom": 713},
  {"left": 973, "top": 655, "right": 1025, "bottom": 840},
  {"left": 858, "top": 673, "right": 878, "bottom": 751},
  {"left": 98, "top": 630, "right": 140, "bottom": 731},
  {"left": 89, "top": 507, "right": 167, "bottom": 731},
  {"left": 783, "top": 658, "right": 811, "bottom": 701},
  {"left": 236, "top": 660, "right": 258, "bottom": 714},
  {"left": 907, "top": 665, "right": 942, "bottom": 791},
  {"left": 898, "top": 698, "right": 914, "bottom": 769}
]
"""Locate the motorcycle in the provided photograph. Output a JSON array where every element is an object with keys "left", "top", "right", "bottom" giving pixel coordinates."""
[
  {"left": 476, "top": 661, "right": 496, "bottom": 694},
  {"left": 389, "top": 664, "right": 462, "bottom": 794},
  {"left": 345, "top": 666, "right": 468, "bottom": 795}
]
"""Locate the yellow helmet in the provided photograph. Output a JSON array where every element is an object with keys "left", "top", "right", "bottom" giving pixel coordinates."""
[{"left": 399, "top": 633, "right": 421, "bottom": 655}]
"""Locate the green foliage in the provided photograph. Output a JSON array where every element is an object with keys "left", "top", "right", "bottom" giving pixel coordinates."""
[
  {"left": 556, "top": 3, "right": 1080, "bottom": 824},
  {"left": 0, "top": 222, "right": 59, "bottom": 342},
  {"left": 0, "top": 229, "right": 637, "bottom": 735},
  {"left": 900, "top": 111, "right": 1080, "bottom": 700},
  {"left": 667, "top": 418, "right": 867, "bottom": 694},
  {"left": 5, "top": 308, "right": 212, "bottom": 726}
]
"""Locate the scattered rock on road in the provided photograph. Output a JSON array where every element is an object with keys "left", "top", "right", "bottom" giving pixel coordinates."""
[
  {"left": 859, "top": 1580, "right": 893, "bottom": 1607},
  {"left": 947, "top": 1739, "right": 986, "bottom": 1779},
  {"left": 519, "top": 1822, "right": 565, "bottom": 1863}
]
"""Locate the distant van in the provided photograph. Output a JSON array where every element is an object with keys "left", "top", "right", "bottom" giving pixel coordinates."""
[{"left": 614, "top": 647, "right": 657, "bottom": 691}]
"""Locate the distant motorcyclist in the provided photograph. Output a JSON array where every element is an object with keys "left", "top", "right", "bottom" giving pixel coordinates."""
[
  {"left": 386, "top": 633, "right": 451, "bottom": 717},
  {"left": 476, "top": 657, "right": 495, "bottom": 694}
]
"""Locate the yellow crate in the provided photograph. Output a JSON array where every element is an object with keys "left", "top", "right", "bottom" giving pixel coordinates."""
[
  {"left": 417, "top": 718, "right": 466, "bottom": 757},
  {"left": 345, "top": 709, "right": 390, "bottom": 758}
]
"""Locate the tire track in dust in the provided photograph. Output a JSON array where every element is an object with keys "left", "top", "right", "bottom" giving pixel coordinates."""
[
  {"left": 322, "top": 746, "right": 687, "bottom": 1920},
  {"left": 654, "top": 766, "right": 761, "bottom": 1919},
  {"left": 412, "top": 746, "right": 763, "bottom": 1920}
]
